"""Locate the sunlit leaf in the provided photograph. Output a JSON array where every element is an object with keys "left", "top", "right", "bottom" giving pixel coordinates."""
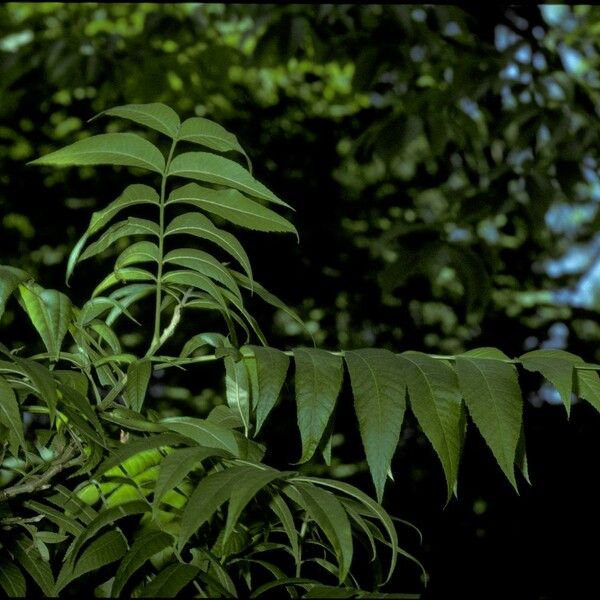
[
  {"left": 95, "top": 103, "right": 180, "bottom": 138},
  {"left": 29, "top": 133, "right": 165, "bottom": 173}
]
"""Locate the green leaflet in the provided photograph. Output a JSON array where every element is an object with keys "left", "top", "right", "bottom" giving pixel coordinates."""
[
  {"left": 23, "top": 500, "right": 84, "bottom": 535},
  {"left": 0, "top": 375, "right": 25, "bottom": 455},
  {"left": 520, "top": 348, "right": 583, "bottom": 417},
  {"left": 223, "top": 466, "right": 285, "bottom": 544},
  {"left": 78, "top": 296, "right": 140, "bottom": 326},
  {"left": 88, "top": 184, "right": 160, "bottom": 237},
  {"left": 168, "top": 151, "right": 290, "bottom": 208},
  {"left": 344, "top": 349, "right": 406, "bottom": 502},
  {"left": 153, "top": 446, "right": 229, "bottom": 513},
  {"left": 245, "top": 345, "right": 290, "bottom": 435},
  {"left": 161, "top": 416, "right": 239, "bottom": 456},
  {"left": 456, "top": 348, "right": 522, "bottom": 490},
  {"left": 0, "top": 559, "right": 26, "bottom": 598},
  {"left": 14, "top": 539, "right": 54, "bottom": 597},
  {"left": 115, "top": 241, "right": 160, "bottom": 269},
  {"left": 178, "top": 116, "right": 250, "bottom": 166},
  {"left": 161, "top": 269, "right": 230, "bottom": 314},
  {"left": 168, "top": 183, "right": 297, "bottom": 236},
  {"left": 0, "top": 265, "right": 31, "bottom": 320},
  {"left": 94, "top": 432, "right": 188, "bottom": 476},
  {"left": 69, "top": 500, "right": 149, "bottom": 561},
  {"left": 18, "top": 283, "right": 72, "bottom": 361},
  {"left": 95, "top": 102, "right": 181, "bottom": 138},
  {"left": 574, "top": 368, "right": 600, "bottom": 413},
  {"left": 164, "top": 248, "right": 242, "bottom": 300},
  {"left": 80, "top": 218, "right": 160, "bottom": 262},
  {"left": 29, "top": 132, "right": 165, "bottom": 173},
  {"left": 294, "top": 348, "right": 343, "bottom": 463},
  {"left": 290, "top": 482, "right": 353, "bottom": 584},
  {"left": 124, "top": 359, "right": 152, "bottom": 412},
  {"left": 224, "top": 355, "right": 251, "bottom": 434},
  {"left": 139, "top": 563, "right": 200, "bottom": 598},
  {"left": 179, "top": 465, "right": 250, "bottom": 549},
  {"left": 269, "top": 492, "right": 300, "bottom": 564},
  {"left": 92, "top": 268, "right": 155, "bottom": 298},
  {"left": 111, "top": 530, "right": 175, "bottom": 597},
  {"left": 56, "top": 530, "right": 127, "bottom": 593},
  {"left": 398, "top": 351, "right": 463, "bottom": 501},
  {"left": 165, "top": 212, "right": 253, "bottom": 283}
]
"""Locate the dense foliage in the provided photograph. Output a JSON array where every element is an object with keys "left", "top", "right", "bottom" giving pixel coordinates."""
[{"left": 3, "top": 4, "right": 600, "bottom": 597}]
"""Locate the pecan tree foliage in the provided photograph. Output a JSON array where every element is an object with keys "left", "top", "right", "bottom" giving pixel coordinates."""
[{"left": 1, "top": 103, "right": 599, "bottom": 597}]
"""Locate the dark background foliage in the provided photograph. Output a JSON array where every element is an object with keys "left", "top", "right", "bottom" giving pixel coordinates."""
[{"left": 2, "top": 4, "right": 600, "bottom": 597}]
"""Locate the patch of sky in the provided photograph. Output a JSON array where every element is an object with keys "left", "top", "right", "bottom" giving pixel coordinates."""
[
  {"left": 559, "top": 44, "right": 587, "bottom": 76},
  {"left": 545, "top": 202, "right": 597, "bottom": 236},
  {"left": 506, "top": 148, "right": 533, "bottom": 169},
  {"left": 540, "top": 5, "right": 576, "bottom": 31},
  {"left": 459, "top": 97, "right": 482, "bottom": 120},
  {"left": 501, "top": 63, "right": 520, "bottom": 81},
  {"left": 543, "top": 78, "right": 566, "bottom": 101},
  {"left": 443, "top": 21, "right": 461, "bottom": 37},
  {"left": 410, "top": 45, "right": 426, "bottom": 62},
  {"left": 495, "top": 24, "right": 521, "bottom": 52},
  {"left": 447, "top": 227, "right": 470, "bottom": 242},
  {"left": 532, "top": 52, "right": 547, "bottom": 71},
  {"left": 545, "top": 240, "right": 598, "bottom": 277},
  {"left": 542, "top": 322, "right": 569, "bottom": 349},
  {"left": 515, "top": 44, "right": 532, "bottom": 65}
]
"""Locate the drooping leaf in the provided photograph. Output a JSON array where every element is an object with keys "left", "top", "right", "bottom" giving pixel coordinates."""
[
  {"left": 164, "top": 247, "right": 242, "bottom": 301},
  {"left": 344, "top": 349, "right": 406, "bottom": 502},
  {"left": 88, "top": 184, "right": 160, "bottom": 237},
  {"left": 94, "top": 432, "right": 189, "bottom": 476},
  {"left": 224, "top": 355, "right": 251, "bottom": 434},
  {"left": 23, "top": 500, "right": 84, "bottom": 535},
  {"left": 168, "top": 183, "right": 297, "bottom": 236},
  {"left": 179, "top": 465, "right": 251, "bottom": 549},
  {"left": 168, "top": 151, "right": 289, "bottom": 207},
  {"left": 0, "top": 375, "right": 25, "bottom": 455},
  {"left": 294, "top": 348, "right": 343, "bottom": 463},
  {"left": 29, "top": 133, "right": 165, "bottom": 173},
  {"left": 0, "top": 265, "right": 31, "bottom": 319},
  {"left": 574, "top": 368, "right": 600, "bottom": 413},
  {"left": 456, "top": 348, "right": 522, "bottom": 490},
  {"left": 95, "top": 103, "right": 181, "bottom": 138},
  {"left": 80, "top": 218, "right": 160, "bottom": 263},
  {"left": 520, "top": 349, "right": 583, "bottom": 416},
  {"left": 223, "top": 465, "right": 285, "bottom": 544},
  {"left": 111, "top": 530, "right": 174, "bottom": 597},
  {"left": 153, "top": 446, "right": 229, "bottom": 512},
  {"left": 14, "top": 539, "right": 54, "bottom": 597},
  {"left": 165, "top": 212, "right": 252, "bottom": 282},
  {"left": 398, "top": 352, "right": 463, "bottom": 500},
  {"left": 269, "top": 492, "right": 300, "bottom": 563},
  {"left": 56, "top": 530, "right": 127, "bottom": 593},
  {"left": 139, "top": 563, "right": 199, "bottom": 598},
  {"left": 18, "top": 284, "right": 72, "bottom": 361},
  {"left": 290, "top": 482, "right": 353, "bottom": 584},
  {"left": 0, "top": 559, "right": 26, "bottom": 598},
  {"left": 161, "top": 416, "right": 239, "bottom": 456},
  {"left": 69, "top": 500, "right": 149, "bottom": 561},
  {"left": 124, "top": 359, "right": 152, "bottom": 412},
  {"left": 178, "top": 116, "right": 250, "bottom": 165}
]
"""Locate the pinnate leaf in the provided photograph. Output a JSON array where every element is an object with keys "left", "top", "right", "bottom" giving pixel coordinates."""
[
  {"left": 96, "top": 103, "right": 180, "bottom": 138},
  {"left": 168, "top": 151, "right": 289, "bottom": 207},
  {"left": 456, "top": 348, "right": 522, "bottom": 490},
  {"left": 294, "top": 348, "right": 343, "bottom": 463},
  {"left": 344, "top": 349, "right": 406, "bottom": 502},
  {"left": 29, "top": 133, "right": 165, "bottom": 173}
]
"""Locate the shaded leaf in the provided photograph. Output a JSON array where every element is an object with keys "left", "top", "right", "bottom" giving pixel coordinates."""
[
  {"left": 161, "top": 416, "right": 239, "bottom": 456},
  {"left": 0, "top": 265, "right": 31, "bottom": 320},
  {"left": 224, "top": 355, "right": 251, "bottom": 434},
  {"left": 398, "top": 352, "right": 463, "bottom": 500},
  {"left": 139, "top": 563, "right": 199, "bottom": 598},
  {"left": 124, "top": 359, "right": 152, "bottom": 412},
  {"left": 294, "top": 348, "right": 343, "bottom": 463},
  {"left": 456, "top": 348, "right": 522, "bottom": 490},
  {"left": 0, "top": 375, "right": 25, "bottom": 455},
  {"left": 344, "top": 349, "right": 406, "bottom": 502}
]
